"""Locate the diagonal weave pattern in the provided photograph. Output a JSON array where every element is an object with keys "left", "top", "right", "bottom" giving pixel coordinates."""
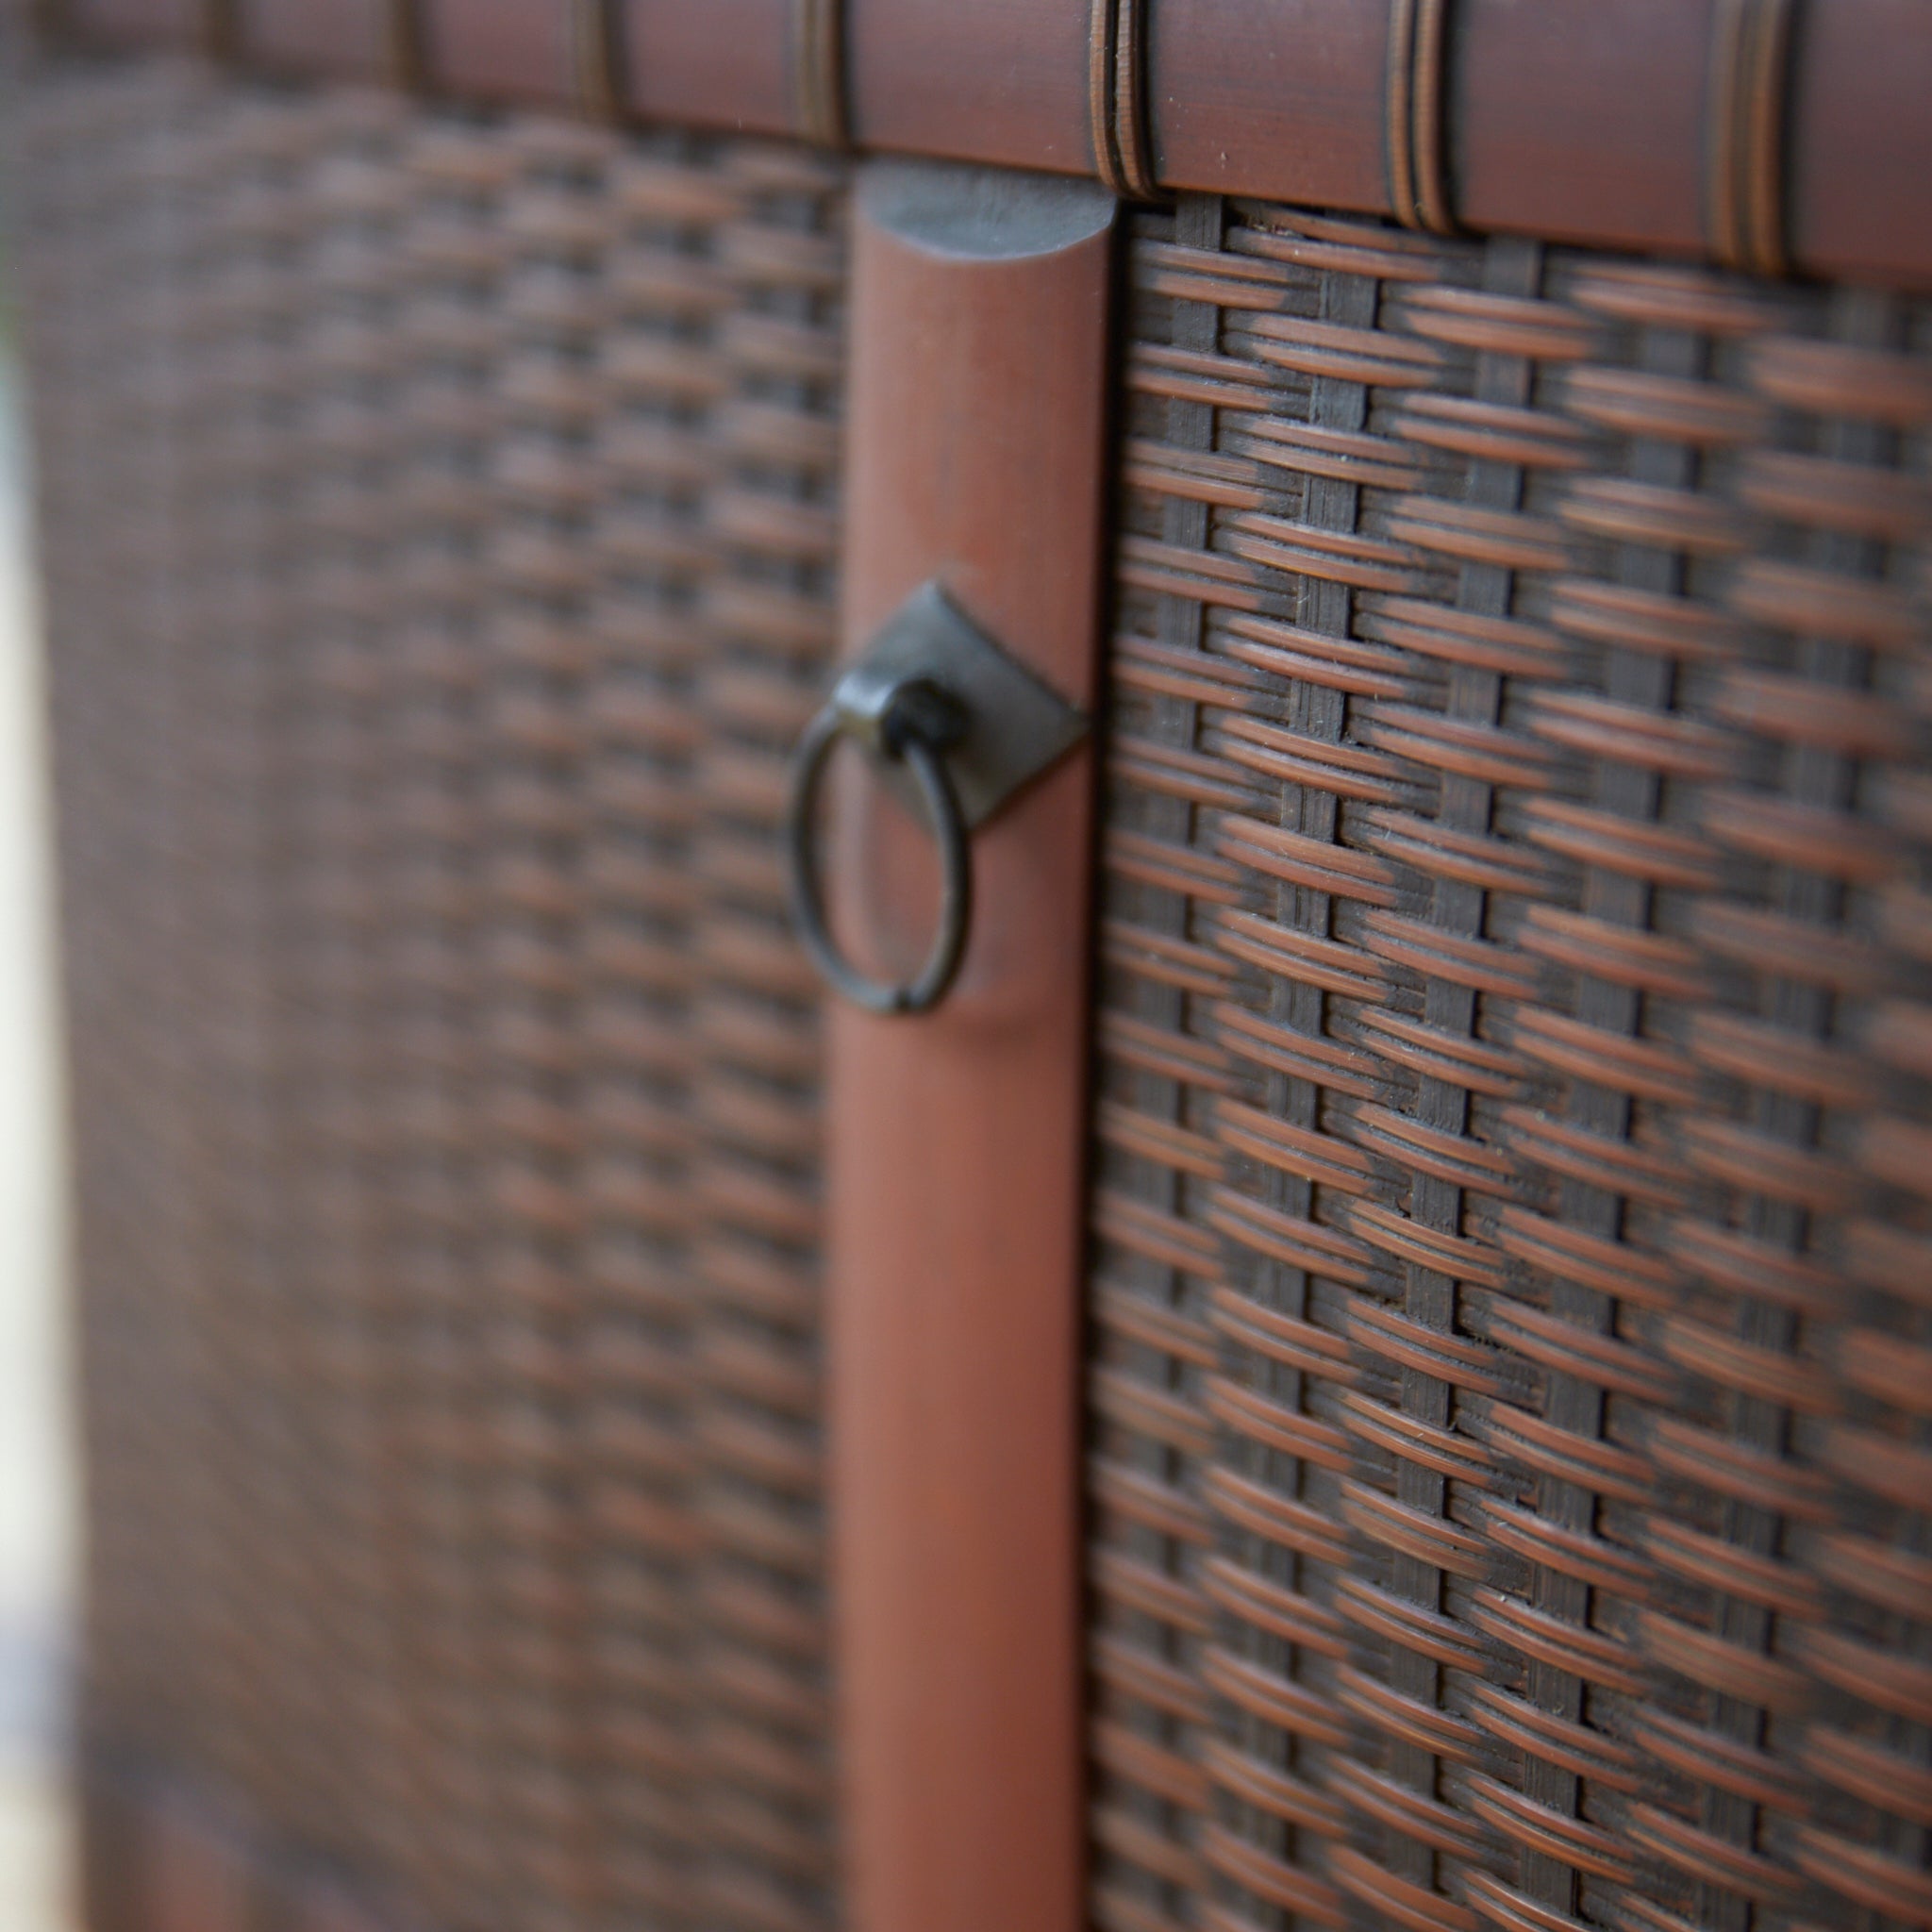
[
  {"left": 1088, "top": 196, "right": 1932, "bottom": 1932},
  {"left": 15, "top": 59, "right": 844, "bottom": 1932}
]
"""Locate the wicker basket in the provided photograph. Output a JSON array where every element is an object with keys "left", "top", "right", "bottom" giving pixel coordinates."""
[{"left": 10, "top": 12, "right": 1931, "bottom": 1932}]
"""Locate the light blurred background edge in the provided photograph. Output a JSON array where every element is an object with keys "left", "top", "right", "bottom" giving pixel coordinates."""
[{"left": 0, "top": 199, "right": 82, "bottom": 1931}]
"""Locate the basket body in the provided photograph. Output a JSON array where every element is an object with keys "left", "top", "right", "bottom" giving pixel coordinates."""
[{"left": 11, "top": 31, "right": 1932, "bottom": 1932}]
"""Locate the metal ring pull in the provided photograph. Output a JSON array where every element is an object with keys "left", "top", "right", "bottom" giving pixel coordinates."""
[
  {"left": 784, "top": 580, "right": 1090, "bottom": 1019},
  {"left": 785, "top": 673, "right": 973, "bottom": 1017}
]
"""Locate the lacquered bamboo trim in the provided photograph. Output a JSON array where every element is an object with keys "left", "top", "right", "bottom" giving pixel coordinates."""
[
  {"left": 1707, "top": 0, "right": 1795, "bottom": 274},
  {"left": 830, "top": 157, "right": 1116, "bottom": 1932},
  {"left": 794, "top": 0, "right": 848, "bottom": 147},
  {"left": 572, "top": 0, "right": 624, "bottom": 117},
  {"left": 1409, "top": 0, "right": 1454, "bottom": 232},
  {"left": 1386, "top": 0, "right": 1455, "bottom": 233},
  {"left": 36, "top": 0, "right": 1932, "bottom": 289},
  {"left": 1090, "top": 0, "right": 1160, "bottom": 203},
  {"left": 386, "top": 0, "right": 424, "bottom": 88}
]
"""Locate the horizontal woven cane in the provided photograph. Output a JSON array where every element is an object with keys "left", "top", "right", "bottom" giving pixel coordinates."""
[
  {"left": 1087, "top": 195, "right": 1932, "bottom": 1932},
  {"left": 16, "top": 58, "right": 843, "bottom": 1932}
]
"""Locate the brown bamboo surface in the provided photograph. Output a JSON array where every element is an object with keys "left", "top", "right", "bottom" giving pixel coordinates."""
[
  {"left": 1087, "top": 194, "right": 1932, "bottom": 1932},
  {"left": 23, "top": 0, "right": 1932, "bottom": 293},
  {"left": 826, "top": 161, "right": 1112, "bottom": 1932},
  {"left": 14, "top": 57, "right": 845, "bottom": 1932}
]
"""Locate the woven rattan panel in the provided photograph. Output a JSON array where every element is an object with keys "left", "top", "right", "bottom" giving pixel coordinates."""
[
  {"left": 18, "top": 59, "right": 842, "bottom": 1932},
  {"left": 1088, "top": 199, "right": 1932, "bottom": 1932}
]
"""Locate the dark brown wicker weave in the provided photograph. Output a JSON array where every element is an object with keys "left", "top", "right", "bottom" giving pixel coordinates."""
[
  {"left": 10, "top": 18, "right": 1932, "bottom": 1932},
  {"left": 1088, "top": 199, "right": 1932, "bottom": 1932},
  {"left": 17, "top": 58, "right": 842, "bottom": 1932}
]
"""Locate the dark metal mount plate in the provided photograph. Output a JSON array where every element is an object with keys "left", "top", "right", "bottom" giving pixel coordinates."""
[{"left": 835, "top": 579, "right": 1090, "bottom": 831}]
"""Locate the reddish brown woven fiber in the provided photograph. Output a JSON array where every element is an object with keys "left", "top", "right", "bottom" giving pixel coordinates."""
[
  {"left": 16, "top": 44, "right": 1932, "bottom": 1932},
  {"left": 1087, "top": 196, "right": 1932, "bottom": 1932},
  {"left": 16, "top": 58, "right": 844, "bottom": 1932}
]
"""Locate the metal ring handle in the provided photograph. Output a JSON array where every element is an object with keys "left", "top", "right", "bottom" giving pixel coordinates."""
[{"left": 784, "top": 694, "right": 973, "bottom": 1017}]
